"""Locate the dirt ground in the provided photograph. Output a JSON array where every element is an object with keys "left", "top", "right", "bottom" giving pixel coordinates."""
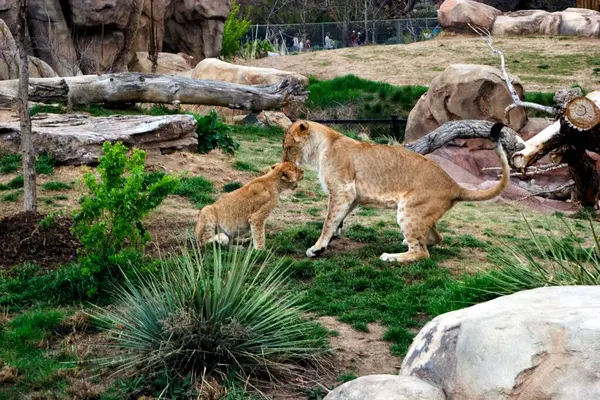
[{"left": 244, "top": 34, "right": 600, "bottom": 92}]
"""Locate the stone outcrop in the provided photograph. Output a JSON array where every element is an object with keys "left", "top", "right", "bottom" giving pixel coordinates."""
[
  {"left": 0, "top": 0, "right": 230, "bottom": 78},
  {"left": 493, "top": 8, "right": 600, "bottom": 37},
  {"left": 163, "top": 0, "right": 230, "bottom": 65},
  {"left": 405, "top": 64, "right": 527, "bottom": 142},
  {"left": 128, "top": 52, "right": 191, "bottom": 75},
  {"left": 440, "top": 0, "right": 599, "bottom": 37},
  {"left": 401, "top": 286, "right": 600, "bottom": 400},
  {"left": 0, "top": 113, "right": 198, "bottom": 164},
  {"left": 0, "top": 19, "right": 57, "bottom": 79},
  {"left": 438, "top": 0, "right": 502, "bottom": 30},
  {"left": 324, "top": 375, "right": 446, "bottom": 400},
  {"left": 191, "top": 58, "right": 310, "bottom": 87}
]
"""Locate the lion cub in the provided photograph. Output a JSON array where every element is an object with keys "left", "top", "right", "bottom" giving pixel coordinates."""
[{"left": 194, "top": 162, "right": 304, "bottom": 249}]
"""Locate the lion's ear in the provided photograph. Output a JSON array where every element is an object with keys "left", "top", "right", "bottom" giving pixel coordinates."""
[
  {"left": 294, "top": 121, "right": 309, "bottom": 142},
  {"left": 298, "top": 121, "right": 309, "bottom": 132},
  {"left": 270, "top": 163, "right": 279, "bottom": 170}
]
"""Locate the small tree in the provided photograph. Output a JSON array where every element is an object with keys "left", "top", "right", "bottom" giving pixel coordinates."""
[{"left": 16, "top": 0, "right": 36, "bottom": 212}]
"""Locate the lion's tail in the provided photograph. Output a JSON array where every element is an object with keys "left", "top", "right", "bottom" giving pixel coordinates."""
[{"left": 456, "top": 123, "right": 510, "bottom": 202}]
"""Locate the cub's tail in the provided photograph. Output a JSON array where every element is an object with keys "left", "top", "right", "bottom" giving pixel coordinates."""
[{"left": 457, "top": 122, "right": 510, "bottom": 202}]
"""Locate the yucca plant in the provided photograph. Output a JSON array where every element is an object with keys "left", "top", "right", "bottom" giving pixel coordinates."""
[
  {"left": 90, "top": 242, "right": 328, "bottom": 387},
  {"left": 482, "top": 216, "right": 600, "bottom": 295}
]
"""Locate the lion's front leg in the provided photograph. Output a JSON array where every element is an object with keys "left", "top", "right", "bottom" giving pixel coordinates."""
[{"left": 307, "top": 184, "right": 356, "bottom": 257}]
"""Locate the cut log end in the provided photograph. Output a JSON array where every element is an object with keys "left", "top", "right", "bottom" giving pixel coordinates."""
[{"left": 564, "top": 97, "right": 600, "bottom": 131}]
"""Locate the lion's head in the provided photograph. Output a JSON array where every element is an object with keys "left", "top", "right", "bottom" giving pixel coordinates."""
[
  {"left": 271, "top": 161, "right": 304, "bottom": 190},
  {"left": 282, "top": 120, "right": 311, "bottom": 165}
]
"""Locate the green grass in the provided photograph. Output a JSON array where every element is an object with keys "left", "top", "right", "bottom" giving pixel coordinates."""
[
  {"left": 233, "top": 160, "right": 258, "bottom": 172},
  {"left": 29, "top": 104, "right": 66, "bottom": 116},
  {"left": 41, "top": 181, "right": 72, "bottom": 191},
  {"left": 268, "top": 221, "right": 492, "bottom": 355},
  {"left": 0, "top": 152, "right": 55, "bottom": 175},
  {"left": 0, "top": 153, "right": 21, "bottom": 174},
  {"left": 0, "top": 309, "right": 75, "bottom": 396},
  {"left": 0, "top": 175, "right": 24, "bottom": 190},
  {"left": 223, "top": 181, "right": 243, "bottom": 192},
  {"left": 2, "top": 190, "right": 20, "bottom": 202},
  {"left": 306, "top": 75, "right": 427, "bottom": 119},
  {"left": 174, "top": 176, "right": 215, "bottom": 208}
]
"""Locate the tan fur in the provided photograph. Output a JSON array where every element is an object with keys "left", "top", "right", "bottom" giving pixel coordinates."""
[
  {"left": 282, "top": 120, "right": 510, "bottom": 263},
  {"left": 194, "top": 162, "right": 304, "bottom": 249}
]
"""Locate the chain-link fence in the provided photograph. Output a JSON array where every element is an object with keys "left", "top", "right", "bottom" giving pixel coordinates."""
[{"left": 247, "top": 18, "right": 440, "bottom": 53}]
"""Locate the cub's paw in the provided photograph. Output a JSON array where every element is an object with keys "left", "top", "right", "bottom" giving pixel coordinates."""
[
  {"left": 380, "top": 253, "right": 399, "bottom": 262},
  {"left": 306, "top": 246, "right": 326, "bottom": 258},
  {"left": 207, "top": 233, "right": 230, "bottom": 246},
  {"left": 401, "top": 238, "right": 408, "bottom": 246}
]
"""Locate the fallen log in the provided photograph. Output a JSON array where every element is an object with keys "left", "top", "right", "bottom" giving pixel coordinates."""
[
  {"left": 0, "top": 113, "right": 198, "bottom": 165},
  {"left": 0, "top": 73, "right": 308, "bottom": 110}
]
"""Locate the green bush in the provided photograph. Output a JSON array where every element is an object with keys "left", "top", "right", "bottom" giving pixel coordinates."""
[
  {"left": 0, "top": 152, "right": 55, "bottom": 175},
  {"left": 72, "top": 142, "right": 178, "bottom": 293},
  {"left": 0, "top": 174, "right": 24, "bottom": 190},
  {"left": 91, "top": 244, "right": 328, "bottom": 387},
  {"left": 223, "top": 181, "right": 242, "bottom": 192},
  {"left": 221, "top": 0, "right": 251, "bottom": 59},
  {"left": 195, "top": 111, "right": 240, "bottom": 155},
  {"left": 175, "top": 176, "right": 215, "bottom": 208}
]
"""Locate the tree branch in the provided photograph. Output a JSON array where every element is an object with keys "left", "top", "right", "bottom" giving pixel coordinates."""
[{"left": 469, "top": 24, "right": 556, "bottom": 121}]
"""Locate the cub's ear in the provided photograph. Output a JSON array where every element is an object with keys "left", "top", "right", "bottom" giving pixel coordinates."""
[
  {"left": 293, "top": 121, "right": 309, "bottom": 142},
  {"left": 270, "top": 163, "right": 279, "bottom": 170},
  {"left": 298, "top": 121, "right": 309, "bottom": 132}
]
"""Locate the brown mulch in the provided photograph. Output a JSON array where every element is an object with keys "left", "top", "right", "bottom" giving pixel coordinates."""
[{"left": 0, "top": 211, "right": 80, "bottom": 269}]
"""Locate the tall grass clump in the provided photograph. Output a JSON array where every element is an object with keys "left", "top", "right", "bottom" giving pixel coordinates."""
[
  {"left": 480, "top": 217, "right": 600, "bottom": 295},
  {"left": 92, "top": 244, "right": 328, "bottom": 388}
]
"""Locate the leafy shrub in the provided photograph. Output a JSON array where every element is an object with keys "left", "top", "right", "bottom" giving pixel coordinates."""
[
  {"left": 72, "top": 142, "right": 178, "bottom": 292},
  {"left": 221, "top": 0, "right": 251, "bottom": 59},
  {"left": 92, "top": 245, "right": 328, "bottom": 387},
  {"left": 195, "top": 111, "right": 240, "bottom": 155},
  {"left": 29, "top": 104, "right": 66, "bottom": 116},
  {"left": 36, "top": 152, "right": 55, "bottom": 175}
]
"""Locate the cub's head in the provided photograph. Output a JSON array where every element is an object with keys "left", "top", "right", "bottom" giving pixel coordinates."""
[
  {"left": 282, "top": 120, "right": 311, "bottom": 165},
  {"left": 271, "top": 162, "right": 304, "bottom": 190}
]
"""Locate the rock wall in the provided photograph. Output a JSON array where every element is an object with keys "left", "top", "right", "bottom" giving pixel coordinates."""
[
  {"left": 0, "top": 0, "right": 229, "bottom": 78},
  {"left": 473, "top": 0, "right": 576, "bottom": 12}
]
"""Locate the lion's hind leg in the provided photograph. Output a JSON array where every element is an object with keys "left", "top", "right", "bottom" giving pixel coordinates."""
[
  {"left": 195, "top": 207, "right": 222, "bottom": 246},
  {"left": 381, "top": 200, "right": 446, "bottom": 264}
]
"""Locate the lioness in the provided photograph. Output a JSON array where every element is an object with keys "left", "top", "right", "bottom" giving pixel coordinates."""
[
  {"left": 282, "top": 121, "right": 509, "bottom": 263},
  {"left": 194, "top": 162, "right": 304, "bottom": 250}
]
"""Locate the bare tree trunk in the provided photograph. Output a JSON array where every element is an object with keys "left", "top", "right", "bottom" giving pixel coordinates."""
[
  {"left": 148, "top": 0, "right": 159, "bottom": 74},
  {"left": 16, "top": 0, "right": 36, "bottom": 212}
]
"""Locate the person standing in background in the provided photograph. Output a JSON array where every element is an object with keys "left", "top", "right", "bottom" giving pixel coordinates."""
[
  {"left": 324, "top": 32, "right": 334, "bottom": 49},
  {"left": 292, "top": 34, "right": 299, "bottom": 52},
  {"left": 349, "top": 30, "right": 357, "bottom": 46}
]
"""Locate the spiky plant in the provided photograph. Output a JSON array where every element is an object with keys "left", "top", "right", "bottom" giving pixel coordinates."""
[
  {"left": 483, "top": 217, "right": 600, "bottom": 295},
  {"left": 90, "top": 243, "right": 328, "bottom": 385}
]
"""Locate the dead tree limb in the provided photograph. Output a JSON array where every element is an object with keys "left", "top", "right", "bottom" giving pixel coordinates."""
[
  {"left": 469, "top": 24, "right": 556, "bottom": 121},
  {"left": 16, "top": 0, "right": 36, "bottom": 212},
  {"left": 0, "top": 73, "right": 308, "bottom": 110},
  {"left": 404, "top": 120, "right": 525, "bottom": 162}
]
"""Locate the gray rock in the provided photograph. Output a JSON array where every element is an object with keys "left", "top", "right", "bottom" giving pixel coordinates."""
[
  {"left": 324, "top": 375, "right": 446, "bottom": 400},
  {"left": 401, "top": 286, "right": 600, "bottom": 400},
  {"left": 0, "top": 113, "right": 197, "bottom": 164}
]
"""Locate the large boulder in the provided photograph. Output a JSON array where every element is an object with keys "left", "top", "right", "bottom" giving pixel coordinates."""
[
  {"left": 438, "top": 0, "right": 502, "bottom": 30},
  {"left": 28, "top": 56, "right": 57, "bottom": 78},
  {"left": 401, "top": 286, "right": 600, "bottom": 400},
  {"left": 324, "top": 375, "right": 446, "bottom": 400},
  {"left": 191, "top": 58, "right": 309, "bottom": 87},
  {"left": 128, "top": 52, "right": 191, "bottom": 75},
  {"left": 559, "top": 8, "right": 600, "bottom": 37},
  {"left": 0, "top": 113, "right": 197, "bottom": 164},
  {"left": 405, "top": 64, "right": 527, "bottom": 142}
]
